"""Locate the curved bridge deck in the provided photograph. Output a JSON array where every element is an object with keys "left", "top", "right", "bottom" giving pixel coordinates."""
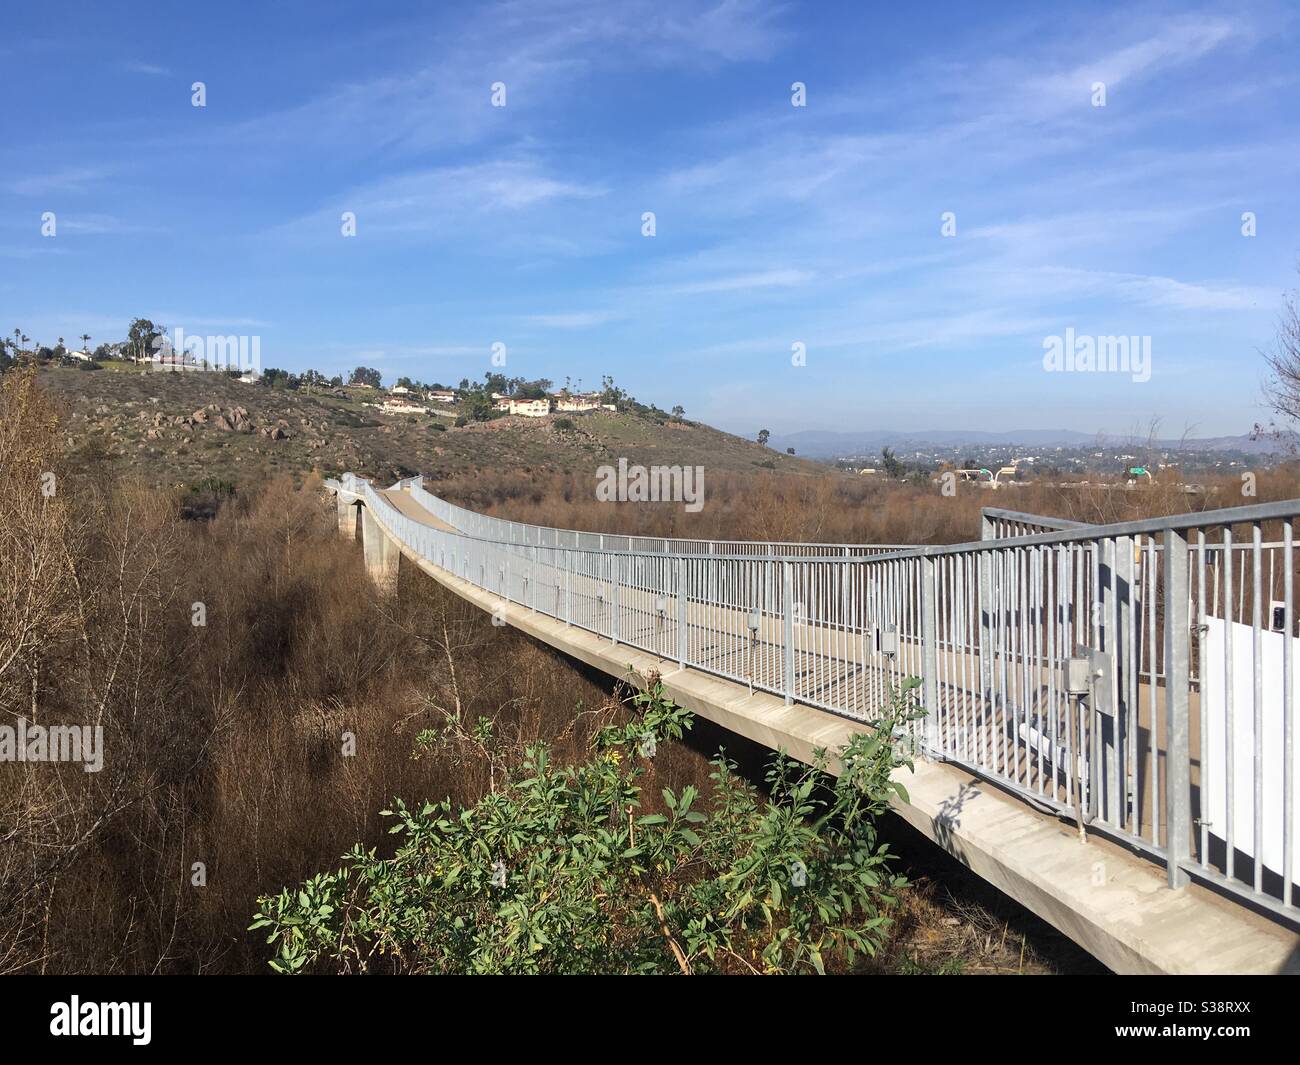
[{"left": 328, "top": 473, "right": 1300, "bottom": 974}]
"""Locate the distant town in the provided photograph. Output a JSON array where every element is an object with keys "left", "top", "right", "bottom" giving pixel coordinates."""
[{"left": 832, "top": 438, "right": 1284, "bottom": 492}]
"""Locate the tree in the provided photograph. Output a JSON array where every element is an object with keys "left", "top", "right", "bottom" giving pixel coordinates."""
[
  {"left": 80, "top": 333, "right": 91, "bottom": 354},
  {"left": 671, "top": 405, "right": 685, "bottom": 420},
  {"left": 348, "top": 366, "right": 382, "bottom": 388},
  {"left": 599, "top": 374, "right": 629, "bottom": 408},
  {"left": 513, "top": 378, "right": 552, "bottom": 400},
  {"left": 461, "top": 391, "right": 496, "bottom": 422},
  {"left": 251, "top": 680, "right": 922, "bottom": 974},
  {"left": 786, "top": 447, "right": 796, "bottom": 455},
  {"left": 126, "top": 318, "right": 163, "bottom": 362},
  {"left": 880, "top": 446, "right": 905, "bottom": 479},
  {"left": 1262, "top": 275, "right": 1300, "bottom": 430},
  {"left": 757, "top": 429, "right": 770, "bottom": 447},
  {"left": 261, "top": 368, "right": 298, "bottom": 389}
]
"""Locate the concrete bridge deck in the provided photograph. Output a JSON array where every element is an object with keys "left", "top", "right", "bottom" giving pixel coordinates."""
[{"left": 330, "top": 475, "right": 1300, "bottom": 975}]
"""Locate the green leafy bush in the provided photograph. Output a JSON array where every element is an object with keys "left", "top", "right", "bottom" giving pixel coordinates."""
[{"left": 251, "top": 679, "right": 923, "bottom": 974}]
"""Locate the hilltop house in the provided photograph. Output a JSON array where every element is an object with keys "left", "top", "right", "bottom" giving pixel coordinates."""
[
  {"left": 376, "top": 396, "right": 427, "bottom": 415},
  {"left": 556, "top": 392, "right": 601, "bottom": 412},
  {"left": 390, "top": 385, "right": 413, "bottom": 396},
  {"left": 428, "top": 390, "right": 456, "bottom": 403},
  {"left": 507, "top": 396, "right": 551, "bottom": 418}
]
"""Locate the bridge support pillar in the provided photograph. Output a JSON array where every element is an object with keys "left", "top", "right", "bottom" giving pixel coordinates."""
[
  {"left": 337, "top": 497, "right": 359, "bottom": 540},
  {"left": 361, "top": 506, "right": 399, "bottom": 592}
]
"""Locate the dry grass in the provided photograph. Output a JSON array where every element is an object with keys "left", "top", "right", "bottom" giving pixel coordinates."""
[
  {"left": 437, "top": 464, "right": 1300, "bottom": 546},
  {"left": 1, "top": 373, "right": 723, "bottom": 973}
]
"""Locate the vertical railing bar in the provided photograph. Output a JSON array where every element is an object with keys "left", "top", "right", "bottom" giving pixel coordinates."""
[
  {"left": 1164, "top": 527, "right": 1191, "bottom": 888},
  {"left": 921, "top": 556, "right": 939, "bottom": 756},
  {"left": 1147, "top": 538, "right": 1159, "bottom": 848},
  {"left": 1196, "top": 530, "right": 1208, "bottom": 867},
  {"left": 1252, "top": 523, "right": 1264, "bottom": 894},
  {"left": 783, "top": 561, "right": 795, "bottom": 705},
  {"left": 1284, "top": 521, "right": 1294, "bottom": 909},
  {"left": 1224, "top": 527, "right": 1235, "bottom": 881}
]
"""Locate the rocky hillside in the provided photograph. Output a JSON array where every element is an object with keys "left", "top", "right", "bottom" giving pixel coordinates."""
[{"left": 38, "top": 364, "right": 820, "bottom": 491}]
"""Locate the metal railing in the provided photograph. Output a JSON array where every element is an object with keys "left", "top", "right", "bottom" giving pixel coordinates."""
[
  {"left": 981, "top": 505, "right": 1096, "bottom": 540},
  {"left": 403, "top": 476, "right": 910, "bottom": 558},
  {"left": 336, "top": 476, "right": 1300, "bottom": 926}
]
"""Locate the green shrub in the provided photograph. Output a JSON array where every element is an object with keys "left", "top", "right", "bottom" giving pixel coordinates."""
[{"left": 251, "top": 678, "right": 922, "bottom": 974}]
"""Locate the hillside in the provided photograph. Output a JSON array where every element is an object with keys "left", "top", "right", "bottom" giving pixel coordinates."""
[{"left": 37, "top": 364, "right": 821, "bottom": 491}]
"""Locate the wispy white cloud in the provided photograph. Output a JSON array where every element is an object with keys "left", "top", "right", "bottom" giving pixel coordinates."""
[
  {"left": 1068, "top": 269, "right": 1278, "bottom": 312},
  {"left": 273, "top": 160, "right": 606, "bottom": 241},
  {"left": 1023, "top": 15, "right": 1246, "bottom": 113},
  {"left": 57, "top": 214, "right": 158, "bottom": 235},
  {"left": 527, "top": 311, "right": 621, "bottom": 328},
  {"left": 667, "top": 269, "right": 816, "bottom": 295},
  {"left": 8, "top": 166, "right": 114, "bottom": 196},
  {"left": 122, "top": 60, "right": 170, "bottom": 75}
]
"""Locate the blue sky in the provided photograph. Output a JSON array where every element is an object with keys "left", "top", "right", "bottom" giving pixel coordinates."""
[{"left": 3, "top": 0, "right": 1298, "bottom": 437}]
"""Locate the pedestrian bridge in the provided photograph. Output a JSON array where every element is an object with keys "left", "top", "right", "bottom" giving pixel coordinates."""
[{"left": 326, "top": 472, "right": 1300, "bottom": 974}]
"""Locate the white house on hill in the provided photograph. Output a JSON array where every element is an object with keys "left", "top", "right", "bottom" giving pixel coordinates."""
[
  {"left": 508, "top": 396, "right": 551, "bottom": 417},
  {"left": 556, "top": 392, "right": 600, "bottom": 412}
]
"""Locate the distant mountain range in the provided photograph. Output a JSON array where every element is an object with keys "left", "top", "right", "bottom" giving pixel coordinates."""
[{"left": 767, "top": 428, "right": 1295, "bottom": 459}]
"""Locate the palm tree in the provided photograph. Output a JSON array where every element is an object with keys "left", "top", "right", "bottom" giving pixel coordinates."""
[{"left": 80, "top": 333, "right": 91, "bottom": 354}]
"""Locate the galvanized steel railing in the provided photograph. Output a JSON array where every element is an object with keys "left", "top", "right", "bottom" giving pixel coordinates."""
[
  {"left": 402, "top": 477, "right": 909, "bottom": 558},
  {"left": 336, "top": 474, "right": 1300, "bottom": 926}
]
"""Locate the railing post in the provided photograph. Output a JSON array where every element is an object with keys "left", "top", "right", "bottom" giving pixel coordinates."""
[
  {"left": 611, "top": 555, "right": 620, "bottom": 645},
  {"left": 564, "top": 552, "right": 572, "bottom": 626},
  {"left": 677, "top": 556, "right": 688, "bottom": 667},
  {"left": 783, "top": 561, "right": 795, "bottom": 705},
  {"left": 921, "top": 556, "right": 939, "bottom": 755},
  {"left": 978, "top": 547, "right": 993, "bottom": 708},
  {"left": 1094, "top": 536, "right": 1125, "bottom": 827},
  {"left": 1163, "top": 528, "right": 1192, "bottom": 889},
  {"left": 841, "top": 547, "right": 851, "bottom": 631}
]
